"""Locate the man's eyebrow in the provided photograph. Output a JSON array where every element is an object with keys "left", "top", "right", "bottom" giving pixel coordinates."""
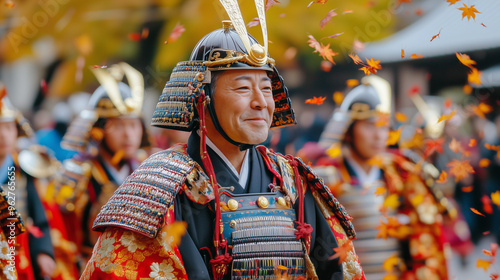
[{"left": 234, "top": 75, "right": 271, "bottom": 82}]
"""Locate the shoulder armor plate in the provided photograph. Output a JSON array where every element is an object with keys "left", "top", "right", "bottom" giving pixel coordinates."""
[{"left": 92, "top": 145, "right": 194, "bottom": 238}]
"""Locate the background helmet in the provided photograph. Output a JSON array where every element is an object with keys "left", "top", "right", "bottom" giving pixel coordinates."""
[
  {"left": 61, "top": 63, "right": 150, "bottom": 153},
  {"left": 319, "top": 75, "right": 391, "bottom": 148},
  {"left": 0, "top": 82, "right": 34, "bottom": 138}
]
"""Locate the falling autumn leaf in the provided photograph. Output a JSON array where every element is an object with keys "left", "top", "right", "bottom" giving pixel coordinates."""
[
  {"left": 456, "top": 53, "right": 477, "bottom": 68},
  {"left": 395, "top": 112, "right": 408, "bottom": 122},
  {"left": 321, "top": 61, "right": 333, "bottom": 72},
  {"left": 448, "top": 159, "right": 475, "bottom": 181},
  {"left": 5, "top": 0, "right": 14, "bottom": 8},
  {"left": 458, "top": 4, "right": 481, "bottom": 21},
  {"left": 307, "top": 0, "right": 328, "bottom": 8},
  {"left": 485, "top": 143, "right": 500, "bottom": 151},
  {"left": 482, "top": 195, "right": 494, "bottom": 214},
  {"left": 111, "top": 150, "right": 125, "bottom": 166},
  {"left": 247, "top": 17, "right": 260, "bottom": 28},
  {"left": 424, "top": 138, "right": 445, "bottom": 158},
  {"left": 447, "top": 0, "right": 460, "bottom": 5},
  {"left": 387, "top": 129, "right": 401, "bottom": 146},
  {"left": 305, "top": 96, "right": 327, "bottom": 105},
  {"left": 479, "top": 158, "right": 491, "bottom": 168},
  {"left": 163, "top": 221, "right": 187, "bottom": 247},
  {"left": 342, "top": 10, "right": 353, "bottom": 14},
  {"left": 469, "top": 139, "right": 477, "bottom": 147},
  {"left": 444, "top": 98, "right": 453, "bottom": 109},
  {"left": 415, "top": 9, "right": 423, "bottom": 16},
  {"left": 472, "top": 103, "right": 493, "bottom": 119},
  {"left": 307, "top": 35, "right": 321, "bottom": 52},
  {"left": 436, "top": 170, "right": 448, "bottom": 183},
  {"left": 128, "top": 33, "right": 141, "bottom": 41},
  {"left": 326, "top": 143, "right": 342, "bottom": 158},
  {"left": 491, "top": 191, "right": 500, "bottom": 207},
  {"left": 471, "top": 208, "right": 486, "bottom": 217},
  {"left": 401, "top": 49, "right": 405, "bottom": 59},
  {"left": 462, "top": 186, "right": 474, "bottom": 192},
  {"left": 333, "top": 91, "right": 344, "bottom": 104},
  {"left": 476, "top": 258, "right": 492, "bottom": 271},
  {"left": 349, "top": 54, "right": 364, "bottom": 65},
  {"left": 463, "top": 84, "right": 473, "bottom": 95},
  {"left": 468, "top": 68, "right": 482, "bottom": 85},
  {"left": 346, "top": 79, "right": 359, "bottom": 87},
  {"left": 265, "top": 0, "right": 280, "bottom": 11},
  {"left": 317, "top": 44, "right": 338, "bottom": 64},
  {"left": 41, "top": 80, "right": 49, "bottom": 96},
  {"left": 481, "top": 23, "right": 487, "bottom": 28},
  {"left": 353, "top": 40, "right": 365, "bottom": 52},
  {"left": 430, "top": 29, "right": 442, "bottom": 42},
  {"left": 383, "top": 194, "right": 400, "bottom": 210},
  {"left": 324, "top": 32, "right": 344, "bottom": 39},
  {"left": 141, "top": 28, "right": 149, "bottom": 39},
  {"left": 320, "top": 9, "right": 337, "bottom": 29},
  {"left": 365, "top": 57, "right": 382, "bottom": 73},
  {"left": 330, "top": 242, "right": 352, "bottom": 263},
  {"left": 383, "top": 255, "right": 402, "bottom": 272},
  {"left": 165, "top": 23, "right": 185, "bottom": 44},
  {"left": 374, "top": 186, "right": 387, "bottom": 196},
  {"left": 437, "top": 109, "right": 456, "bottom": 123},
  {"left": 410, "top": 54, "right": 424, "bottom": 59},
  {"left": 449, "top": 138, "right": 461, "bottom": 153}
]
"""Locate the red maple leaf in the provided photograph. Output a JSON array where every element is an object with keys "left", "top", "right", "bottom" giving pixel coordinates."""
[
  {"left": 305, "top": 96, "right": 327, "bottom": 105},
  {"left": 165, "top": 22, "right": 185, "bottom": 44}
]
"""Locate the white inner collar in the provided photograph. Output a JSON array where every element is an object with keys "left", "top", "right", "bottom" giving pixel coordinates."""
[
  {"left": 103, "top": 160, "right": 131, "bottom": 185},
  {"left": 203, "top": 134, "right": 250, "bottom": 189},
  {"left": 345, "top": 152, "right": 381, "bottom": 188}
]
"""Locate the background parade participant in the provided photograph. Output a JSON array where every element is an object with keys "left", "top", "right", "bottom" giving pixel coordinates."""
[
  {"left": 0, "top": 87, "right": 56, "bottom": 280},
  {"left": 82, "top": 1, "right": 365, "bottom": 279},
  {"left": 53, "top": 62, "right": 151, "bottom": 267},
  {"left": 1, "top": 185, "right": 25, "bottom": 280},
  {"left": 311, "top": 76, "right": 453, "bottom": 280}
]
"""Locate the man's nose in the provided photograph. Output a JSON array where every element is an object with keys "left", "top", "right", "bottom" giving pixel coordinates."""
[{"left": 250, "top": 88, "right": 268, "bottom": 109}]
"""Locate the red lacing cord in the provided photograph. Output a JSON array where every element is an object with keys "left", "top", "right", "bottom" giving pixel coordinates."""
[
  {"left": 196, "top": 87, "right": 231, "bottom": 280},
  {"left": 285, "top": 155, "right": 313, "bottom": 253}
]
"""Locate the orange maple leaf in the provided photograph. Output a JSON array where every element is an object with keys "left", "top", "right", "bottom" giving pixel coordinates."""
[
  {"left": 436, "top": 170, "right": 448, "bottom": 183},
  {"left": 462, "top": 186, "right": 474, "bottom": 192},
  {"left": 374, "top": 186, "right": 387, "bottom": 196},
  {"left": 320, "top": 9, "right": 337, "bottom": 29},
  {"left": 410, "top": 54, "right": 423, "bottom": 59},
  {"left": 164, "top": 221, "right": 187, "bottom": 247},
  {"left": 401, "top": 49, "right": 405, "bottom": 59},
  {"left": 483, "top": 195, "right": 494, "bottom": 214},
  {"left": 305, "top": 96, "right": 327, "bottom": 105},
  {"left": 333, "top": 91, "right": 344, "bottom": 104},
  {"left": 456, "top": 52, "right": 477, "bottom": 68},
  {"left": 330, "top": 242, "right": 353, "bottom": 263},
  {"left": 485, "top": 143, "right": 500, "bottom": 151},
  {"left": 387, "top": 129, "right": 401, "bottom": 146},
  {"left": 469, "top": 139, "right": 477, "bottom": 147},
  {"left": 307, "top": 0, "right": 328, "bottom": 7},
  {"left": 447, "top": 159, "right": 475, "bottom": 182},
  {"left": 471, "top": 208, "right": 486, "bottom": 217},
  {"left": 318, "top": 43, "right": 338, "bottom": 64},
  {"left": 349, "top": 53, "right": 364, "bottom": 65},
  {"left": 463, "top": 84, "right": 473, "bottom": 95},
  {"left": 458, "top": 4, "right": 480, "bottom": 21},
  {"left": 476, "top": 258, "right": 492, "bottom": 271},
  {"left": 491, "top": 191, "right": 500, "bottom": 207},
  {"left": 468, "top": 68, "right": 482, "bottom": 85},
  {"left": 447, "top": 0, "right": 460, "bottom": 5},
  {"left": 346, "top": 79, "right": 359, "bottom": 87},
  {"left": 479, "top": 158, "right": 491, "bottom": 168},
  {"left": 437, "top": 109, "right": 456, "bottom": 123},
  {"left": 383, "top": 194, "right": 400, "bottom": 210},
  {"left": 472, "top": 103, "right": 493, "bottom": 119}
]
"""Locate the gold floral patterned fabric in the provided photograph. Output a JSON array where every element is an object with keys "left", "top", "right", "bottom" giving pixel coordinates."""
[{"left": 81, "top": 207, "right": 188, "bottom": 280}]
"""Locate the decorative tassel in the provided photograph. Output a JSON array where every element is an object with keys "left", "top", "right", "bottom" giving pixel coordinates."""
[{"left": 210, "top": 252, "right": 232, "bottom": 280}]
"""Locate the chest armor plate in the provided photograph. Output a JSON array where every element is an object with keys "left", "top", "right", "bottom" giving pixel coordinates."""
[{"left": 220, "top": 191, "right": 307, "bottom": 279}]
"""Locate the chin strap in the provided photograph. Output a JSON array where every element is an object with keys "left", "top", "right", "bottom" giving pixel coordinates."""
[{"left": 196, "top": 85, "right": 231, "bottom": 280}]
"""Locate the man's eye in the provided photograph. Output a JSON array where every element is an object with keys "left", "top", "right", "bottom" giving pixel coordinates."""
[{"left": 236, "top": 86, "right": 250, "bottom": 90}]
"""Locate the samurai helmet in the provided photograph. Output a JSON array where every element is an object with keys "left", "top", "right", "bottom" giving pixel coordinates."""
[
  {"left": 319, "top": 75, "right": 392, "bottom": 148},
  {"left": 151, "top": 0, "right": 296, "bottom": 148},
  {"left": 61, "top": 62, "right": 150, "bottom": 153},
  {"left": 0, "top": 82, "right": 34, "bottom": 138}
]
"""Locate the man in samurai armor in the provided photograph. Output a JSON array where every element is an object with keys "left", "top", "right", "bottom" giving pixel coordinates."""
[
  {"left": 310, "top": 76, "right": 453, "bottom": 280},
  {"left": 0, "top": 86, "right": 57, "bottom": 279},
  {"left": 81, "top": 1, "right": 365, "bottom": 280},
  {"left": 53, "top": 62, "right": 151, "bottom": 266}
]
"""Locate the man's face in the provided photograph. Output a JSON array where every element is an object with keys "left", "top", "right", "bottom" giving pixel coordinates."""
[
  {"left": 0, "top": 121, "right": 17, "bottom": 159},
  {"left": 211, "top": 69, "right": 275, "bottom": 145},
  {"left": 350, "top": 119, "right": 389, "bottom": 160},
  {"left": 103, "top": 117, "right": 143, "bottom": 159}
]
